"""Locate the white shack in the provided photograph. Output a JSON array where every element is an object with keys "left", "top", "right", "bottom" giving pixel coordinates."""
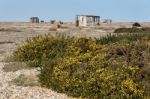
[{"left": 76, "top": 15, "right": 100, "bottom": 27}]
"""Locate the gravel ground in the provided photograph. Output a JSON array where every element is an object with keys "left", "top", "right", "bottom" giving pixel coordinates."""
[
  {"left": 0, "top": 62, "right": 74, "bottom": 99},
  {"left": 0, "top": 52, "right": 74, "bottom": 99}
]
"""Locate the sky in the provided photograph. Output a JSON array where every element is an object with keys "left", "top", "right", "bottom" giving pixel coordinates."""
[{"left": 0, "top": 0, "right": 150, "bottom": 22}]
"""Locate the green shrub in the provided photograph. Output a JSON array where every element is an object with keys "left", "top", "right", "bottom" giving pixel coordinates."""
[
  {"left": 14, "top": 34, "right": 73, "bottom": 67},
  {"left": 132, "top": 22, "right": 141, "bottom": 27},
  {"left": 95, "top": 33, "right": 150, "bottom": 44},
  {"left": 95, "top": 34, "right": 120, "bottom": 44},
  {"left": 47, "top": 50, "right": 145, "bottom": 98},
  {"left": 114, "top": 27, "right": 150, "bottom": 34},
  {"left": 14, "top": 34, "right": 150, "bottom": 98}
]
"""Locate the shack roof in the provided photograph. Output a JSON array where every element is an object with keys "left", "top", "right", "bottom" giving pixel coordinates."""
[
  {"left": 76, "top": 15, "right": 100, "bottom": 17},
  {"left": 30, "top": 17, "right": 39, "bottom": 19}
]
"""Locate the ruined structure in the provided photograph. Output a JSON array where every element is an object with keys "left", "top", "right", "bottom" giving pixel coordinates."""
[
  {"left": 103, "top": 19, "right": 112, "bottom": 24},
  {"left": 30, "top": 17, "right": 39, "bottom": 23},
  {"left": 40, "top": 20, "right": 44, "bottom": 23},
  {"left": 76, "top": 15, "right": 100, "bottom": 27},
  {"left": 50, "top": 20, "right": 56, "bottom": 24}
]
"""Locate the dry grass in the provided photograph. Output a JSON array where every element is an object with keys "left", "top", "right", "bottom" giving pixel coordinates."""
[
  {"left": 0, "top": 41, "right": 14, "bottom": 45},
  {"left": 3, "top": 55, "right": 16, "bottom": 62},
  {"left": 3, "top": 62, "right": 30, "bottom": 72},
  {"left": 0, "top": 28, "right": 22, "bottom": 32},
  {"left": 0, "top": 50, "right": 5, "bottom": 54},
  {"left": 49, "top": 24, "right": 61, "bottom": 31},
  {"left": 10, "top": 74, "right": 40, "bottom": 87}
]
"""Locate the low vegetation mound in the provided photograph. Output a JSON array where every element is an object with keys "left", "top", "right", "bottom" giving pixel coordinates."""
[
  {"left": 132, "top": 22, "right": 141, "bottom": 27},
  {"left": 114, "top": 27, "right": 150, "bottom": 34},
  {"left": 14, "top": 34, "right": 150, "bottom": 98}
]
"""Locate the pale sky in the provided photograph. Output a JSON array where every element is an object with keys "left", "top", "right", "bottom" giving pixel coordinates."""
[{"left": 0, "top": 0, "right": 150, "bottom": 22}]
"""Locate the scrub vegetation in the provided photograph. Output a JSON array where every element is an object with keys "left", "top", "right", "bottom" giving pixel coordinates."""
[{"left": 14, "top": 33, "right": 150, "bottom": 98}]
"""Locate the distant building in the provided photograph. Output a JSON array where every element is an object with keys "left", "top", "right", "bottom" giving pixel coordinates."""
[
  {"left": 30, "top": 17, "right": 39, "bottom": 23},
  {"left": 76, "top": 15, "right": 100, "bottom": 27},
  {"left": 40, "top": 20, "right": 44, "bottom": 23},
  {"left": 103, "top": 19, "right": 112, "bottom": 24},
  {"left": 50, "top": 20, "right": 56, "bottom": 24},
  {"left": 59, "top": 21, "right": 63, "bottom": 24}
]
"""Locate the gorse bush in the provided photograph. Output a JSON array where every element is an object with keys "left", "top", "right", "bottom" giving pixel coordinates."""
[
  {"left": 14, "top": 34, "right": 73, "bottom": 67},
  {"left": 14, "top": 33, "right": 150, "bottom": 98}
]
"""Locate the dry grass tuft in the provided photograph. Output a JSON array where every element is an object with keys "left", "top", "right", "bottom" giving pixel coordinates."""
[
  {"left": 0, "top": 41, "right": 14, "bottom": 45},
  {"left": 3, "top": 62, "right": 30, "bottom": 72},
  {"left": 10, "top": 74, "right": 40, "bottom": 87},
  {"left": 49, "top": 24, "right": 61, "bottom": 31},
  {"left": 0, "top": 28, "right": 22, "bottom": 32}
]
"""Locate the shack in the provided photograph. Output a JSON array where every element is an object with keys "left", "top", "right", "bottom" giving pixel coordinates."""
[
  {"left": 76, "top": 15, "right": 100, "bottom": 27},
  {"left": 30, "top": 17, "right": 39, "bottom": 23}
]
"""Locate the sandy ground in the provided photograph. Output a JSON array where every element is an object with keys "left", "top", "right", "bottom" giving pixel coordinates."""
[{"left": 0, "top": 22, "right": 150, "bottom": 99}]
